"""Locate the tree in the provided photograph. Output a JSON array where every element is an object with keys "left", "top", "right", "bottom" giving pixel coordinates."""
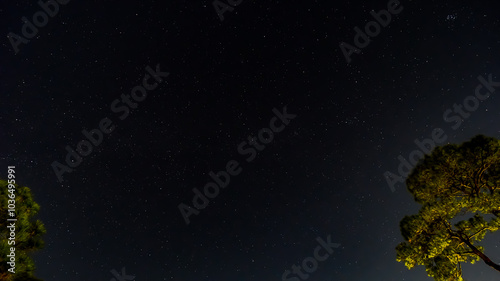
[
  {"left": 0, "top": 179, "right": 46, "bottom": 281},
  {"left": 396, "top": 135, "right": 500, "bottom": 281}
]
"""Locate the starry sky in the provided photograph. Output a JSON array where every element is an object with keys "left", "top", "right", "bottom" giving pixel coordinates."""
[{"left": 1, "top": 0, "right": 500, "bottom": 280}]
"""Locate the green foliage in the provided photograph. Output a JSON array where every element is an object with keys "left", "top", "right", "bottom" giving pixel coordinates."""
[
  {"left": 396, "top": 135, "right": 500, "bottom": 281},
  {"left": 0, "top": 179, "right": 45, "bottom": 281}
]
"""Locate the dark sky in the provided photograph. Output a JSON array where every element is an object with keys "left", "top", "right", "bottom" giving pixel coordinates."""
[{"left": 1, "top": 0, "right": 500, "bottom": 280}]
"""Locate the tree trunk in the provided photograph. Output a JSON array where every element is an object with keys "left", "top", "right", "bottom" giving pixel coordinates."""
[{"left": 460, "top": 236, "right": 500, "bottom": 272}]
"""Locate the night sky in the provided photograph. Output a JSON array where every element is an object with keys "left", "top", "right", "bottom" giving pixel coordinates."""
[{"left": 1, "top": 0, "right": 500, "bottom": 280}]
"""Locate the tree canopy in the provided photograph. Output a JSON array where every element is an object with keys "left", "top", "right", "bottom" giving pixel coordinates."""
[
  {"left": 396, "top": 134, "right": 500, "bottom": 280},
  {"left": 0, "top": 179, "right": 45, "bottom": 281}
]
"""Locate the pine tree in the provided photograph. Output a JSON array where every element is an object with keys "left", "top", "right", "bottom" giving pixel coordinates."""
[
  {"left": 0, "top": 179, "right": 45, "bottom": 281},
  {"left": 396, "top": 135, "right": 500, "bottom": 280}
]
